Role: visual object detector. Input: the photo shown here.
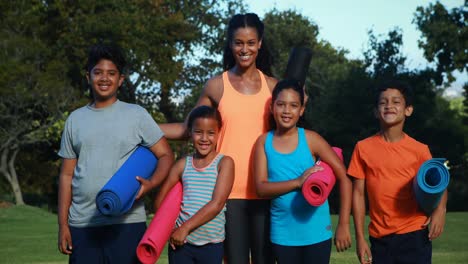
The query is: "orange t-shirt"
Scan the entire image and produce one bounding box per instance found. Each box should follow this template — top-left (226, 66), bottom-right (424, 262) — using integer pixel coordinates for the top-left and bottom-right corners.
top-left (347, 133), bottom-right (432, 238)
top-left (217, 70), bottom-right (271, 199)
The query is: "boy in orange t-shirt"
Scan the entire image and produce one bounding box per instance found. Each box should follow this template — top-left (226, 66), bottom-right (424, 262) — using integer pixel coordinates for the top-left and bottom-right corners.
top-left (348, 81), bottom-right (447, 264)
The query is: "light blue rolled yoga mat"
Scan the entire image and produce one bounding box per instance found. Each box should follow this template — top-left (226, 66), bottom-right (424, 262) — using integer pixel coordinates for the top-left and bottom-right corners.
top-left (413, 158), bottom-right (449, 215)
top-left (96, 146), bottom-right (158, 216)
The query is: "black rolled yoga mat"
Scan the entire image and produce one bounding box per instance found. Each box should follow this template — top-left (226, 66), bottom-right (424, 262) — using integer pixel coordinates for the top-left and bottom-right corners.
top-left (284, 47), bottom-right (313, 87)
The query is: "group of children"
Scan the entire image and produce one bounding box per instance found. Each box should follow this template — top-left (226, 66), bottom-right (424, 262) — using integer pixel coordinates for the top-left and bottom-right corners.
top-left (58, 42), bottom-right (447, 264)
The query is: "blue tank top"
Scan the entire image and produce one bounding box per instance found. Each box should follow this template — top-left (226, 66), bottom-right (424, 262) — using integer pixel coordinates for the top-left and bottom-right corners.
top-left (265, 128), bottom-right (332, 246)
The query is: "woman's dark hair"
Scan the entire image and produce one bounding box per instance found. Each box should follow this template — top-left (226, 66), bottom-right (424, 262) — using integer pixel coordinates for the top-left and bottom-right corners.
top-left (187, 105), bottom-right (223, 131)
top-left (223, 13), bottom-right (272, 76)
top-left (374, 80), bottom-right (414, 107)
top-left (269, 79), bottom-right (305, 129)
top-left (85, 43), bottom-right (127, 74)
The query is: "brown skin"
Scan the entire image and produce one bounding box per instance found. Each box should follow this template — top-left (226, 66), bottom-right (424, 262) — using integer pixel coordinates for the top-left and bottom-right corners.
top-left (57, 59), bottom-right (174, 255)
top-left (352, 88), bottom-right (448, 264)
top-left (86, 59), bottom-right (124, 108)
top-left (254, 130), bottom-right (353, 252)
top-left (57, 158), bottom-right (76, 255)
top-left (160, 26), bottom-right (277, 139)
top-left (155, 116), bottom-right (234, 248)
top-left (253, 88), bottom-right (352, 252)
top-left (157, 156), bottom-right (234, 249)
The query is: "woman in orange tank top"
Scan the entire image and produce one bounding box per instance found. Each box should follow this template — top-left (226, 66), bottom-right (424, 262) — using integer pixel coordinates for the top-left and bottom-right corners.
top-left (161, 13), bottom-right (277, 264)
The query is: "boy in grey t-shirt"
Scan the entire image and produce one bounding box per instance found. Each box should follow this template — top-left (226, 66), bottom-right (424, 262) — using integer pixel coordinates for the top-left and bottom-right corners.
top-left (57, 43), bottom-right (174, 263)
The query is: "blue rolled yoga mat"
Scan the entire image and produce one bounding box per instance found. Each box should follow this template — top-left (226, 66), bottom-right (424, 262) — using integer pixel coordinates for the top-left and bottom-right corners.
top-left (96, 147), bottom-right (158, 216)
top-left (413, 158), bottom-right (449, 215)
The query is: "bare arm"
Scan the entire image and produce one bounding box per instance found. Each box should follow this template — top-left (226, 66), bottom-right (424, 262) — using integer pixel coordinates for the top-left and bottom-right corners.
top-left (136, 137), bottom-right (175, 199)
top-left (160, 76), bottom-right (223, 140)
top-left (153, 158), bottom-right (185, 211)
top-left (253, 135), bottom-right (322, 198)
top-left (307, 130), bottom-right (352, 252)
top-left (352, 178), bottom-right (372, 264)
top-left (57, 158), bottom-right (76, 255)
top-left (423, 189), bottom-right (447, 240)
top-left (170, 156), bottom-right (234, 246)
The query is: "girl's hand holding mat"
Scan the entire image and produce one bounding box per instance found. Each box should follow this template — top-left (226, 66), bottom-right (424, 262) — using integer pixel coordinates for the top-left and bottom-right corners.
top-left (296, 165), bottom-right (324, 188)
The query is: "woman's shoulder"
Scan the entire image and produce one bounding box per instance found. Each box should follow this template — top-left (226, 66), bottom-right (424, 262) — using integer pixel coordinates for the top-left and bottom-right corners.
top-left (203, 74), bottom-right (224, 104)
top-left (263, 74), bottom-right (278, 92)
top-left (206, 73), bottom-right (224, 86)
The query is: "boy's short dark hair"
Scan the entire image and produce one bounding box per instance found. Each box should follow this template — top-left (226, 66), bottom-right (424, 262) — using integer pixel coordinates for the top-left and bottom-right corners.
top-left (375, 80), bottom-right (414, 107)
top-left (85, 43), bottom-right (127, 74)
top-left (187, 105), bottom-right (223, 131)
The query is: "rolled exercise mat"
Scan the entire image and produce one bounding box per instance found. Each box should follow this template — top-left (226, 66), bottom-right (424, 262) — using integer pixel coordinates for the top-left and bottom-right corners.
top-left (302, 147), bottom-right (343, 206)
top-left (96, 147), bottom-right (158, 216)
top-left (284, 46), bottom-right (313, 87)
top-left (137, 182), bottom-right (183, 264)
top-left (413, 158), bottom-right (450, 215)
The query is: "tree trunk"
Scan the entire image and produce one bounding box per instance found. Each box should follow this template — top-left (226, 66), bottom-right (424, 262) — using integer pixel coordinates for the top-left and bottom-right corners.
top-left (0, 146), bottom-right (25, 205)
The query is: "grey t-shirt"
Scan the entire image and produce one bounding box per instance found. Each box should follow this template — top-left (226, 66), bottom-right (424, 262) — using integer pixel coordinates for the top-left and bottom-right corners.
top-left (58, 100), bottom-right (164, 227)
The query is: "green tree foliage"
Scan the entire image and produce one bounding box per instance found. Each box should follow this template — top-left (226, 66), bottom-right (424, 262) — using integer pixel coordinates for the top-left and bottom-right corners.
top-left (263, 9), bottom-right (467, 211)
top-left (262, 10), bottom-right (372, 212)
top-left (414, 1), bottom-right (467, 84)
top-left (0, 1), bottom-right (79, 205)
top-left (413, 1), bottom-right (468, 210)
top-left (0, 0), bottom-right (244, 205)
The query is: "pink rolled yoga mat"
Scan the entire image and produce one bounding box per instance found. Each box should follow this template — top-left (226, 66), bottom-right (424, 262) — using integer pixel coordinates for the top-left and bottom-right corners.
top-left (302, 147), bottom-right (342, 206)
top-left (137, 182), bottom-right (183, 264)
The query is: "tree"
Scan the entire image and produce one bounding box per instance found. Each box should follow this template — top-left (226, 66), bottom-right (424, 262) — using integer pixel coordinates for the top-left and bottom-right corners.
top-left (262, 10), bottom-right (371, 212)
top-left (0, 0), bottom-right (244, 205)
top-left (414, 1), bottom-right (467, 84)
top-left (0, 1), bottom-right (78, 205)
top-left (364, 28), bottom-right (407, 79)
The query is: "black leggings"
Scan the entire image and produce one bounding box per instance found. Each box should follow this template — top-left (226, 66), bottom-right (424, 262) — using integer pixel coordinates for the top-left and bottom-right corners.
top-left (224, 199), bottom-right (274, 264)
top-left (272, 239), bottom-right (332, 264)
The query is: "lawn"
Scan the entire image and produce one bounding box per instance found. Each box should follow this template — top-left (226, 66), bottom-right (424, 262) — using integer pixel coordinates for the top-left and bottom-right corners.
top-left (0, 205), bottom-right (467, 263)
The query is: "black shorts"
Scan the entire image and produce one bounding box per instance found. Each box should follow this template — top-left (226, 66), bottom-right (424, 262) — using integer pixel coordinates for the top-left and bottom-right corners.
top-left (168, 242), bottom-right (223, 264)
top-left (272, 239), bottom-right (332, 264)
top-left (370, 228), bottom-right (432, 264)
top-left (69, 222), bottom-right (146, 264)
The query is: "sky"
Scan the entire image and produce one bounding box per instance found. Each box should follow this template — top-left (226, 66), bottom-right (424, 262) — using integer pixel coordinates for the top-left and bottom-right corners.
top-left (247, 0), bottom-right (465, 96)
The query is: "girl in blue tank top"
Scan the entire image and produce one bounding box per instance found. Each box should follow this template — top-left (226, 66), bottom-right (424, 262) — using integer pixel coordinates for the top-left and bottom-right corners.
top-left (252, 79), bottom-right (353, 264)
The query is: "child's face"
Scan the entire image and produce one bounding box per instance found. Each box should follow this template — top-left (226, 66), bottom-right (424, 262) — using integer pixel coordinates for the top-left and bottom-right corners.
top-left (190, 117), bottom-right (220, 157)
top-left (271, 88), bottom-right (305, 130)
top-left (375, 88), bottom-right (413, 127)
top-left (230, 27), bottom-right (262, 69)
top-left (86, 59), bottom-right (124, 103)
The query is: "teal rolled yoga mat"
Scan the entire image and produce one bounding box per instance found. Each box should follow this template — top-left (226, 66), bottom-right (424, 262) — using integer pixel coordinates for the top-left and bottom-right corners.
top-left (413, 158), bottom-right (450, 215)
top-left (96, 146), bottom-right (158, 216)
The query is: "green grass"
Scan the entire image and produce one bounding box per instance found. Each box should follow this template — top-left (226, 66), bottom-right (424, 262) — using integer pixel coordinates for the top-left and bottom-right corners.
top-left (0, 205), bottom-right (467, 263)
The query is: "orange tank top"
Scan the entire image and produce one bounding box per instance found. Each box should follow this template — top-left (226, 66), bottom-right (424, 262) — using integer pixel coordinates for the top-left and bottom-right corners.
top-left (217, 70), bottom-right (271, 199)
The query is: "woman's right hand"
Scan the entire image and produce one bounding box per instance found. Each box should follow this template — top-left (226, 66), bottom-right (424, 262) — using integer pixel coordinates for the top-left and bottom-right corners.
top-left (296, 165), bottom-right (324, 188)
top-left (58, 224), bottom-right (73, 255)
